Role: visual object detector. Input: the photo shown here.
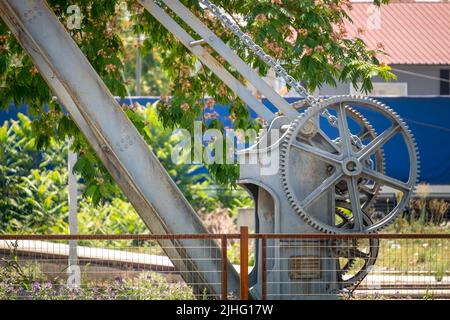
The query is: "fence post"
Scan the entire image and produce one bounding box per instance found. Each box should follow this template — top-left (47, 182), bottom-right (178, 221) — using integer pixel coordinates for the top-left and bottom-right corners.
top-left (261, 237), bottom-right (267, 300)
top-left (240, 226), bottom-right (249, 300)
top-left (67, 138), bottom-right (80, 289)
top-left (221, 235), bottom-right (228, 300)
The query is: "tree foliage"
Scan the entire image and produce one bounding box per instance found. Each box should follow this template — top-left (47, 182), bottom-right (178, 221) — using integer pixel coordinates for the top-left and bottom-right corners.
top-left (122, 35), bottom-right (170, 96)
top-left (0, 111), bottom-right (252, 234)
top-left (0, 114), bottom-right (68, 232)
top-left (0, 0), bottom-right (393, 201)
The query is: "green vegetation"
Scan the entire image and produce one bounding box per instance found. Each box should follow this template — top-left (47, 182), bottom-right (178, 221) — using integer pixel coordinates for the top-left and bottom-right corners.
top-left (0, 110), bottom-right (252, 236)
top-left (122, 34), bottom-right (169, 96)
top-left (0, 113), bottom-right (68, 233)
top-left (378, 220), bottom-right (450, 280)
top-left (376, 235), bottom-right (449, 280)
top-left (0, 0), bottom-right (393, 196)
top-left (0, 243), bottom-right (194, 300)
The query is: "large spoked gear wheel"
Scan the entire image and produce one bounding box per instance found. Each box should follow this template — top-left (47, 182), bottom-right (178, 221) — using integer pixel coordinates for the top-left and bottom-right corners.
top-left (280, 95), bottom-right (419, 233)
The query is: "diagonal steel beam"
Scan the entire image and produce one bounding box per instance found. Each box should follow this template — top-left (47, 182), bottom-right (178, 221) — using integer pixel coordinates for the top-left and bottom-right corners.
top-left (139, 0), bottom-right (276, 122)
top-left (0, 0), bottom-right (241, 297)
top-left (141, 0), bottom-right (298, 119)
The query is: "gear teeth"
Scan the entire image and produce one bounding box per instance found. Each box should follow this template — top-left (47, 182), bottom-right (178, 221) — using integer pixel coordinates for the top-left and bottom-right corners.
top-left (416, 163), bottom-right (421, 183)
top-left (281, 95), bottom-right (419, 235)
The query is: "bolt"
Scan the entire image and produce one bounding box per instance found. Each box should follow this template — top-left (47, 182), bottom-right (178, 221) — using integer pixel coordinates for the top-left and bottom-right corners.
top-left (346, 161), bottom-right (356, 172)
top-left (300, 119), bottom-right (316, 136)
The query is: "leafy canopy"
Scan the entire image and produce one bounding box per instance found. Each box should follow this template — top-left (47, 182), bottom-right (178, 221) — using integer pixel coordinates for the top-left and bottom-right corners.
top-left (0, 0), bottom-right (393, 201)
top-left (0, 110), bottom-right (251, 233)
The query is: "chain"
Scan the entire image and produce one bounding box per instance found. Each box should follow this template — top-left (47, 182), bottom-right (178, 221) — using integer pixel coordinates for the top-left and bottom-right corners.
top-left (199, 0), bottom-right (312, 100)
top-left (199, 0), bottom-right (362, 146)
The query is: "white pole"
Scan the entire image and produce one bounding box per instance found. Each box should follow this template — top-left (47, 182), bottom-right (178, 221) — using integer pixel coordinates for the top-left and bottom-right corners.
top-left (67, 138), bottom-right (80, 289)
top-left (136, 35), bottom-right (142, 96)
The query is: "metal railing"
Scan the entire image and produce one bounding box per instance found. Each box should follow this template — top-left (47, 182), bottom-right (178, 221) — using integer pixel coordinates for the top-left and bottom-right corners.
top-left (253, 232), bottom-right (450, 299)
top-left (0, 229), bottom-right (449, 300)
top-left (0, 233), bottom-right (235, 300)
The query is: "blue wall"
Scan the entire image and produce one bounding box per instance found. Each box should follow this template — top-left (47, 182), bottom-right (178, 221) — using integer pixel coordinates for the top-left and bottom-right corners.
top-left (375, 97), bottom-right (450, 184)
top-left (3, 96), bottom-right (450, 184)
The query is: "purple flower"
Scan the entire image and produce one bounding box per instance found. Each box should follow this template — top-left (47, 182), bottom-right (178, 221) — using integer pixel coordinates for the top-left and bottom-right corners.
top-left (70, 288), bottom-right (80, 299)
top-left (3, 282), bottom-right (13, 294)
top-left (114, 276), bottom-right (123, 285)
top-left (32, 281), bottom-right (41, 292)
top-left (108, 287), bottom-right (116, 299)
top-left (17, 287), bottom-right (26, 296)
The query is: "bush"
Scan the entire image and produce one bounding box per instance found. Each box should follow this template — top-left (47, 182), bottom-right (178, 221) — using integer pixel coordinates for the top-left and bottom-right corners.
top-left (400, 183), bottom-right (450, 228)
top-left (0, 257), bottom-right (194, 300)
top-left (0, 114), bottom-right (68, 233)
top-left (0, 110), bottom-right (253, 235)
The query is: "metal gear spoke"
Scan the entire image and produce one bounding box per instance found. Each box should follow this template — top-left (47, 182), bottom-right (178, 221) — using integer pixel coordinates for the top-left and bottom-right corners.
top-left (346, 248), bottom-right (370, 259)
top-left (357, 124), bottom-right (401, 161)
top-left (300, 169), bottom-right (344, 209)
top-left (362, 168), bottom-right (411, 191)
top-left (347, 177), bottom-right (365, 231)
top-left (337, 104), bottom-right (353, 156)
top-left (291, 140), bottom-right (341, 165)
top-left (335, 209), bottom-right (352, 228)
top-left (359, 185), bottom-right (378, 211)
top-left (316, 129), bottom-right (341, 154)
top-left (359, 128), bottom-right (372, 140)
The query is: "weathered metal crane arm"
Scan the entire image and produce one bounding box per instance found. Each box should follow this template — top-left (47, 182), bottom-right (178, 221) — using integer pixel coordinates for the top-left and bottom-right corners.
top-left (138, 0), bottom-right (280, 122)
top-left (0, 0), bottom-right (241, 297)
top-left (139, 0), bottom-right (298, 120)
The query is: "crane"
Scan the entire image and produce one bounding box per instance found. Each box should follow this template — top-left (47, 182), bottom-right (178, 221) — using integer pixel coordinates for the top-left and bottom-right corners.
top-left (0, 0), bottom-right (418, 299)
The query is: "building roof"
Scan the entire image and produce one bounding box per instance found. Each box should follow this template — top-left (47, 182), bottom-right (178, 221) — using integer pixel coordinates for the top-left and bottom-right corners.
top-left (344, 3), bottom-right (450, 65)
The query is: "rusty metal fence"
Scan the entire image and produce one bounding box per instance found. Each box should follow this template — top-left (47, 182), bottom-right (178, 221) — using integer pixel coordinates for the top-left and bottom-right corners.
top-left (0, 229), bottom-right (449, 300)
top-left (254, 233), bottom-right (450, 300)
top-left (0, 234), bottom-right (235, 300)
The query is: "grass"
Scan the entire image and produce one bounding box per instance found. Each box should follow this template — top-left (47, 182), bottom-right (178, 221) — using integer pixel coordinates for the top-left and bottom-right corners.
top-left (374, 219), bottom-right (450, 278)
top-left (1, 207), bottom-right (448, 300)
top-left (0, 240), bottom-right (197, 300)
top-left (0, 259), bottom-right (195, 300)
